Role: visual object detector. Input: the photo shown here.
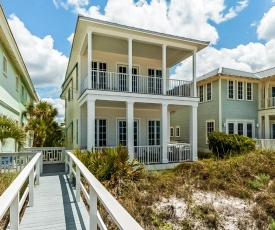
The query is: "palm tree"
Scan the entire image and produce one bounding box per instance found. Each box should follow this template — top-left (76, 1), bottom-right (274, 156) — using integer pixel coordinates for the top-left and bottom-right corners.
top-left (0, 115), bottom-right (26, 151)
top-left (24, 101), bottom-right (63, 147)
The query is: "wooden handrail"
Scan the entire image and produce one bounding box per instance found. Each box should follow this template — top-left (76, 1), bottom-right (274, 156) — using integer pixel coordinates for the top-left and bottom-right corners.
top-left (66, 151), bottom-right (143, 230)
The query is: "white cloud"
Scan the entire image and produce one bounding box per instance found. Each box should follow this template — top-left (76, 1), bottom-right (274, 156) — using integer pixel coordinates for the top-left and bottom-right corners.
top-left (67, 33), bottom-right (74, 44)
top-left (42, 98), bottom-right (65, 124)
top-left (54, 0), bottom-right (249, 45)
top-left (7, 14), bottom-right (68, 87)
top-left (257, 6), bottom-right (275, 40)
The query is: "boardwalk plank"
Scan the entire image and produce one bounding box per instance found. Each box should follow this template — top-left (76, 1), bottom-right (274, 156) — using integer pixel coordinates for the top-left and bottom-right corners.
top-left (19, 173), bottom-right (89, 230)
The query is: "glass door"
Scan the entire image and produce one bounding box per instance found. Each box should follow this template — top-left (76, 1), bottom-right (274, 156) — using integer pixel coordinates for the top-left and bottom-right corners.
top-left (118, 65), bottom-right (127, 91)
top-left (118, 120), bottom-right (139, 146)
top-left (271, 123), bottom-right (275, 139)
top-left (132, 67), bottom-right (138, 93)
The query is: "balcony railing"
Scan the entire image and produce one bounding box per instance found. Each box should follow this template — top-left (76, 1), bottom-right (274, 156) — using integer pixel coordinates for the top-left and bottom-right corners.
top-left (268, 97), bottom-right (275, 108)
top-left (80, 71), bottom-right (193, 97)
top-left (167, 143), bottom-right (191, 162)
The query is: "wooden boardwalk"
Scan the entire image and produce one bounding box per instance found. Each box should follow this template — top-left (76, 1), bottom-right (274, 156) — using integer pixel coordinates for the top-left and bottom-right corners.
top-left (19, 172), bottom-right (89, 230)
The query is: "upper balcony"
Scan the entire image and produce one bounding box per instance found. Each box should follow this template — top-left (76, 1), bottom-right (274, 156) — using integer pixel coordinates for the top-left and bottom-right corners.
top-left (81, 70), bottom-right (194, 97)
top-left (260, 97), bottom-right (275, 110)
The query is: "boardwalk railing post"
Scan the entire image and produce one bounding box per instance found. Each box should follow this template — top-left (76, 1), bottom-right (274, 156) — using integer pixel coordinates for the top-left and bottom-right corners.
top-left (76, 166), bottom-right (80, 202)
top-left (89, 186), bottom-right (97, 230)
top-left (36, 160), bottom-right (40, 185)
top-left (10, 192), bottom-right (19, 230)
top-left (29, 168), bottom-right (34, 207)
top-left (40, 152), bottom-right (43, 174)
top-left (65, 152), bottom-right (68, 173)
top-left (69, 155), bottom-right (73, 183)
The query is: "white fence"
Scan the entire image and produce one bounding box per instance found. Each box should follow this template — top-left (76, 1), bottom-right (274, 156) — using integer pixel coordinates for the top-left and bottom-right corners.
top-left (168, 143), bottom-right (191, 162)
top-left (0, 152), bottom-right (36, 173)
top-left (65, 151), bottom-right (143, 230)
top-left (0, 152), bottom-right (41, 230)
top-left (80, 70), bottom-right (193, 97)
top-left (134, 146), bottom-right (162, 164)
top-left (256, 139), bottom-right (275, 150)
top-left (25, 147), bottom-right (65, 164)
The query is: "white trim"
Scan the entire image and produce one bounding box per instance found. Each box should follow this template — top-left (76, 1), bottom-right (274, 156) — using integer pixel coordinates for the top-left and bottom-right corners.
top-left (175, 126), bottom-right (180, 137)
top-left (246, 82), bottom-right (253, 101)
top-left (219, 78), bottom-right (222, 131)
top-left (205, 119), bottom-right (215, 144)
top-left (2, 53), bottom-right (7, 77)
top-left (16, 75), bottom-right (19, 91)
top-left (225, 119), bottom-right (255, 138)
top-left (199, 85), bottom-right (204, 103)
top-left (227, 80), bottom-right (235, 100)
top-left (237, 81), bottom-right (244, 100)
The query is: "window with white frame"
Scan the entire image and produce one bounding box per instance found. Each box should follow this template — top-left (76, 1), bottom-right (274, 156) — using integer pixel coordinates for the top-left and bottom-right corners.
top-left (237, 81), bottom-right (243, 100)
top-left (175, 126), bottom-right (180, 137)
top-left (226, 120), bottom-right (254, 137)
top-left (207, 83), bottom-right (212, 101)
top-left (246, 82), bottom-right (252, 101)
top-left (95, 119), bottom-right (107, 147)
top-left (228, 80), bottom-right (234, 99)
top-left (199, 85), bottom-right (204, 102)
top-left (76, 119), bottom-right (78, 145)
top-left (148, 120), bottom-right (160, 145)
top-left (170, 127), bottom-right (174, 137)
top-left (3, 55), bottom-right (7, 75)
top-left (117, 119), bottom-right (139, 146)
top-left (206, 121), bottom-right (215, 143)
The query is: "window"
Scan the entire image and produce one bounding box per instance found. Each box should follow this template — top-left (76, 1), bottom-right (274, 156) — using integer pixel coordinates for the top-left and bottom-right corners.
top-left (246, 82), bottom-right (252, 101)
top-left (199, 85), bottom-right (204, 102)
top-left (75, 65), bottom-right (78, 91)
top-left (206, 121), bottom-right (215, 143)
top-left (227, 120), bottom-right (254, 137)
top-left (247, 123), bottom-right (252, 138)
top-left (148, 120), bottom-right (160, 145)
top-left (175, 126), bottom-right (180, 137)
top-left (21, 85), bottom-right (25, 98)
top-left (170, 127), bottom-right (174, 137)
top-left (237, 82), bottom-right (243, 100)
top-left (95, 119), bottom-right (107, 147)
top-left (16, 75), bottom-right (19, 91)
top-left (228, 123), bottom-right (234, 134)
top-left (207, 83), bottom-right (212, 101)
top-left (3, 55), bottom-right (7, 75)
top-left (92, 61), bottom-right (107, 89)
top-left (228, 80), bottom-right (234, 99)
top-left (238, 123), bottom-right (243, 135)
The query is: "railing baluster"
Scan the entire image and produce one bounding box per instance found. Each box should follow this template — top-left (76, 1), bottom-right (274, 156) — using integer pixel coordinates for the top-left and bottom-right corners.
top-left (76, 166), bottom-right (81, 202)
top-left (69, 156), bottom-right (73, 183)
top-left (29, 168), bottom-right (34, 207)
top-left (10, 192), bottom-right (19, 230)
top-left (89, 186), bottom-right (97, 230)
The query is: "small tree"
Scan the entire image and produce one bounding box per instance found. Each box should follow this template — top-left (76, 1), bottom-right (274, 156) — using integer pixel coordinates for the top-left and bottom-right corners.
top-left (24, 101), bottom-right (64, 147)
top-left (0, 115), bottom-right (26, 151)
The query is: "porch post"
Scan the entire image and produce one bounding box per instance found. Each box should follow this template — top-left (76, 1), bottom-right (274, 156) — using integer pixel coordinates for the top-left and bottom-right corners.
top-left (258, 115), bottom-right (262, 139)
top-left (192, 50), bottom-right (197, 97)
top-left (265, 114), bottom-right (270, 139)
top-left (161, 103), bottom-right (168, 163)
top-left (162, 44), bottom-right (167, 95)
top-left (78, 56), bottom-right (82, 97)
top-left (128, 38), bottom-right (133, 92)
top-left (87, 99), bottom-right (95, 150)
top-left (167, 111), bottom-right (170, 143)
top-left (87, 31), bottom-right (92, 89)
top-left (126, 102), bottom-right (134, 161)
top-left (190, 105), bottom-right (198, 161)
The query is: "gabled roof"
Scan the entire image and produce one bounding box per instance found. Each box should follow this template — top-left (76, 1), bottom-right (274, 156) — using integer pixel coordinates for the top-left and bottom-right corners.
top-left (197, 67), bottom-right (259, 82)
top-left (255, 67), bottom-right (275, 78)
top-left (0, 4), bottom-right (38, 101)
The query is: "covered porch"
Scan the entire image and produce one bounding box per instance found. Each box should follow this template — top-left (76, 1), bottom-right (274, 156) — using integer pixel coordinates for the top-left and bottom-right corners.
top-left (77, 94), bottom-right (198, 164)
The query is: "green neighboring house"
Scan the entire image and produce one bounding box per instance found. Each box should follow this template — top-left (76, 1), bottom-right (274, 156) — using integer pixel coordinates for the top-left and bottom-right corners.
top-left (171, 66), bottom-right (275, 151)
top-left (0, 4), bottom-right (38, 151)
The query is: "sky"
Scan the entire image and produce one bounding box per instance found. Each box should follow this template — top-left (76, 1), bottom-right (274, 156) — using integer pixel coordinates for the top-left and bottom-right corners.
top-left (2, 0), bottom-right (275, 123)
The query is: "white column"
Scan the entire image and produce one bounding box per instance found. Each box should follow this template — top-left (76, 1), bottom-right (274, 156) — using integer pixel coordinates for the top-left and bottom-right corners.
top-left (258, 116), bottom-right (262, 139)
top-left (265, 114), bottom-right (270, 139)
top-left (87, 99), bottom-right (95, 150)
top-left (78, 56), bottom-right (82, 97)
top-left (78, 108), bottom-right (81, 148)
top-left (162, 45), bottom-right (167, 95)
top-left (161, 103), bottom-right (168, 163)
top-left (126, 102), bottom-right (134, 161)
top-left (128, 38), bottom-right (133, 92)
top-left (190, 105), bottom-right (198, 161)
top-left (192, 50), bottom-right (197, 97)
top-left (87, 32), bottom-right (92, 89)
top-left (265, 81), bottom-right (269, 109)
top-left (167, 111), bottom-right (170, 143)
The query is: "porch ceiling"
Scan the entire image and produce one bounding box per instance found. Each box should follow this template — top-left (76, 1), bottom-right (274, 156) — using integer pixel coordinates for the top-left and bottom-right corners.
top-left (91, 34), bottom-right (191, 67)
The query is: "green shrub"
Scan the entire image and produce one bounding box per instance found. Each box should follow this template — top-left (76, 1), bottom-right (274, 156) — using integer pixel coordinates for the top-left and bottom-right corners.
top-left (208, 131), bottom-right (256, 158)
top-left (74, 146), bottom-right (144, 185)
top-left (249, 179), bottom-right (263, 190)
top-left (270, 218), bottom-right (275, 230)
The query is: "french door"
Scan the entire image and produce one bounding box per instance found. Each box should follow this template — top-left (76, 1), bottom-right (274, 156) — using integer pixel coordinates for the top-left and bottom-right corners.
top-left (271, 123), bottom-right (275, 139)
top-left (148, 120), bottom-right (160, 145)
top-left (118, 65), bottom-right (138, 92)
top-left (95, 119), bottom-right (107, 147)
top-left (118, 120), bottom-right (139, 146)
top-left (92, 62), bottom-right (107, 89)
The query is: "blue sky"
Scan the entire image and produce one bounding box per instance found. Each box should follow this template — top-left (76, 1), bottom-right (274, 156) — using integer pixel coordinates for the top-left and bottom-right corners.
top-left (2, 0), bottom-right (275, 122)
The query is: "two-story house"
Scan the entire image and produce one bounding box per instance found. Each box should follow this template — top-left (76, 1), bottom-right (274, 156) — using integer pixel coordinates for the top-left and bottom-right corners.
top-left (60, 16), bottom-right (209, 168)
top-left (0, 4), bottom-right (38, 151)
top-left (170, 66), bottom-right (275, 151)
